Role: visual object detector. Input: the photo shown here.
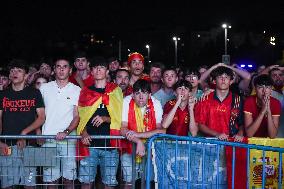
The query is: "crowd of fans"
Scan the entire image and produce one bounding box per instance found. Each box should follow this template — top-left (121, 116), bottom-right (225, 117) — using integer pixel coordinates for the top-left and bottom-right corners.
top-left (0, 51), bottom-right (283, 188)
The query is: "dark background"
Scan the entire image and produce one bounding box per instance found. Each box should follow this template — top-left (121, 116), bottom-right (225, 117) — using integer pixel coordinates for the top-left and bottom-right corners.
top-left (1, 1), bottom-right (284, 69)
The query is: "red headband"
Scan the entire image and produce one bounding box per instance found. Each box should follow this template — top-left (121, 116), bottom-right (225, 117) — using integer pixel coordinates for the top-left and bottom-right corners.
top-left (128, 52), bottom-right (144, 65)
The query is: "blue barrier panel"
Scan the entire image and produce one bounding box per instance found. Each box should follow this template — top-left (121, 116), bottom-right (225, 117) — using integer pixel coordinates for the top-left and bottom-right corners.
top-left (146, 134), bottom-right (284, 189)
top-left (153, 140), bottom-right (226, 189)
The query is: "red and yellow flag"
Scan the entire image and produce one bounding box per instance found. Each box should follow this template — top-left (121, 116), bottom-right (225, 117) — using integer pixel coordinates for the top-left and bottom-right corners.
top-left (77, 82), bottom-right (123, 144)
top-left (226, 138), bottom-right (284, 189)
top-left (248, 138), bottom-right (284, 188)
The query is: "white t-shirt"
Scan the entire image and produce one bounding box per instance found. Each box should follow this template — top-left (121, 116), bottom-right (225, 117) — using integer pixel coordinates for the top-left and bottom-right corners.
top-left (122, 95), bottom-right (163, 124)
top-left (40, 81), bottom-right (81, 135)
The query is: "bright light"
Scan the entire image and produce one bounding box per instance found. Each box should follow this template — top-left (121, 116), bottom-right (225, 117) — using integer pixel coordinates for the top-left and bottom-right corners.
top-left (227, 39), bottom-right (230, 41)
top-left (263, 30), bottom-right (266, 34)
top-left (197, 34), bottom-right (201, 38)
top-left (270, 36), bottom-right (276, 45)
top-left (127, 49), bottom-right (131, 52)
top-left (248, 65), bottom-right (253, 68)
top-left (146, 45), bottom-right (149, 49)
top-left (240, 64), bottom-right (245, 68)
top-left (173, 37), bottom-right (180, 41)
top-left (149, 60), bottom-right (152, 63)
top-left (222, 23), bottom-right (231, 29)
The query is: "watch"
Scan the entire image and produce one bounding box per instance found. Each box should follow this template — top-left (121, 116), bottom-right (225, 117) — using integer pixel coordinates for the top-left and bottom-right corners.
top-left (63, 129), bottom-right (71, 135)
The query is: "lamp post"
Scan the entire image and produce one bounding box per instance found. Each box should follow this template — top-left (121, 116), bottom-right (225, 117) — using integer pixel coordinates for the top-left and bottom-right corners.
top-left (146, 44), bottom-right (150, 63)
top-left (222, 24), bottom-right (231, 55)
top-left (173, 36), bottom-right (180, 66)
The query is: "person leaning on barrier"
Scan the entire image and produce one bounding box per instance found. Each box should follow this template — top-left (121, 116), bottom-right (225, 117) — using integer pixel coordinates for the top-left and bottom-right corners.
top-left (162, 80), bottom-right (198, 136)
top-left (195, 66), bottom-right (244, 142)
top-left (120, 79), bottom-right (165, 187)
top-left (244, 75), bottom-right (281, 138)
top-left (39, 57), bottom-right (81, 189)
top-left (0, 59), bottom-right (45, 189)
top-left (77, 56), bottom-right (123, 189)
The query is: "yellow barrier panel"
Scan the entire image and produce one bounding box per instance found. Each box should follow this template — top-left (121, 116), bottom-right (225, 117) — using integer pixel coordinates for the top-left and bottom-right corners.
top-left (249, 138), bottom-right (284, 188)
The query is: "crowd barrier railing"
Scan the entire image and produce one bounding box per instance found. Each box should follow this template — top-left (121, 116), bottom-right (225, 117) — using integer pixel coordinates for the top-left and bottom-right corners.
top-left (145, 134), bottom-right (284, 189)
top-left (0, 135), bottom-right (145, 189)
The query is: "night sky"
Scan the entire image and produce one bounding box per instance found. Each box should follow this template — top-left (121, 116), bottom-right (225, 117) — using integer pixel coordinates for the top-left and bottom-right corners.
top-left (1, 1), bottom-right (284, 66)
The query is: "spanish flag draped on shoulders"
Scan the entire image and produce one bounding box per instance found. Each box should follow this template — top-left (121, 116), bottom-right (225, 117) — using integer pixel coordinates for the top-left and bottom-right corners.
top-left (77, 82), bottom-right (123, 148)
top-left (124, 97), bottom-right (157, 154)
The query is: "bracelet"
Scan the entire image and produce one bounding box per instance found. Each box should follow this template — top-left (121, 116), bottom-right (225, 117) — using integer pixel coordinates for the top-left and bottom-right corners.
top-left (63, 129), bottom-right (71, 135)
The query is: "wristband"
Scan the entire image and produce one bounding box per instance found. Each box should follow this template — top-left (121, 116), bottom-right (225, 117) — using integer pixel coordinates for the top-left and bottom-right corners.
top-left (63, 129), bottom-right (71, 135)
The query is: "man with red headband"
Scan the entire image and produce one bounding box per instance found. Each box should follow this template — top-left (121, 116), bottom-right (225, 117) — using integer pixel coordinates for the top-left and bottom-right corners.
top-left (128, 52), bottom-right (150, 86)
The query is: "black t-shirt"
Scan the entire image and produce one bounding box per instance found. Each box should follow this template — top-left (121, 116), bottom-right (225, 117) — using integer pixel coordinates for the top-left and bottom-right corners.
top-left (86, 86), bottom-right (111, 148)
top-left (0, 86), bottom-right (44, 145)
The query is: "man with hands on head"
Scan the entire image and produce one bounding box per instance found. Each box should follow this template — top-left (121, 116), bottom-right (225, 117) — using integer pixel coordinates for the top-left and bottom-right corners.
top-left (162, 80), bottom-right (198, 136)
top-left (195, 66), bottom-right (244, 142)
top-left (244, 75), bottom-right (281, 138)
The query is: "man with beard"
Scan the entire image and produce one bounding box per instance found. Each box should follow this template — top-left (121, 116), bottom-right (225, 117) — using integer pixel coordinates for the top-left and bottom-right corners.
top-left (128, 52), bottom-right (150, 86)
top-left (69, 51), bottom-right (94, 88)
top-left (149, 62), bottom-right (164, 94)
top-left (108, 57), bottom-right (120, 82)
top-left (269, 68), bottom-right (284, 100)
top-left (115, 69), bottom-right (133, 97)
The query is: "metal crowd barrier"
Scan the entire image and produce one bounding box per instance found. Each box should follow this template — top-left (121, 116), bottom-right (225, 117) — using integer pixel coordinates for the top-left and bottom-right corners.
top-left (0, 135), bottom-right (146, 189)
top-left (145, 134), bottom-right (284, 189)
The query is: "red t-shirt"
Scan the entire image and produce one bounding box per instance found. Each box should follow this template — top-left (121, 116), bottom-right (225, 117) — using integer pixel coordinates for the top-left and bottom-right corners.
top-left (123, 86), bottom-right (133, 97)
top-left (243, 95), bottom-right (281, 137)
top-left (69, 72), bottom-right (94, 87)
top-left (164, 100), bottom-right (190, 136)
top-left (195, 91), bottom-right (241, 136)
